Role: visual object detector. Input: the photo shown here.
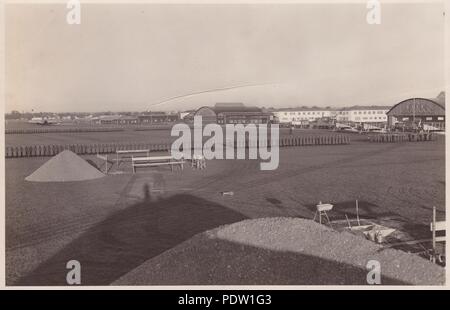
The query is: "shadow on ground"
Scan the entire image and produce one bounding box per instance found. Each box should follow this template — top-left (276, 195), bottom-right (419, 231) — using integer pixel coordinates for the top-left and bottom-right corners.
top-left (15, 185), bottom-right (247, 286)
top-left (266, 197), bottom-right (283, 208)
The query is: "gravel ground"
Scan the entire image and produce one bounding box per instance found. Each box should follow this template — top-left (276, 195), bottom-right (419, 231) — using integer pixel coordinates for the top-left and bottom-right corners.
top-left (25, 150), bottom-right (105, 182)
top-left (114, 217), bottom-right (445, 285)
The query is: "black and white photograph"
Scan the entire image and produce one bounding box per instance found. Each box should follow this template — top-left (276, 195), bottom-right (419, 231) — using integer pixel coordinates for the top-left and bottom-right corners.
top-left (1, 0), bottom-right (448, 287)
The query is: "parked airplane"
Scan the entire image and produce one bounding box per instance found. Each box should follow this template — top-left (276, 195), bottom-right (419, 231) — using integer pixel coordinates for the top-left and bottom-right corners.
top-left (364, 124), bottom-right (386, 133)
top-left (335, 123), bottom-right (359, 132)
top-left (28, 117), bottom-right (60, 125)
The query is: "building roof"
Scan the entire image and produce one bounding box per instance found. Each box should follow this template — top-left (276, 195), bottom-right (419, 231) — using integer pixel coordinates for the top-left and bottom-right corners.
top-left (142, 111), bottom-right (169, 116)
top-left (272, 105), bottom-right (391, 112)
top-left (195, 104), bottom-right (263, 115)
top-left (213, 103), bottom-right (262, 113)
top-left (139, 113), bottom-right (177, 118)
top-left (99, 115), bottom-right (121, 121)
top-left (98, 115), bottom-right (138, 121)
top-left (273, 107), bottom-right (336, 112)
top-left (339, 105), bottom-right (392, 111)
top-left (387, 97), bottom-right (445, 117)
top-left (120, 116), bottom-right (139, 120)
top-left (213, 106), bottom-right (263, 113)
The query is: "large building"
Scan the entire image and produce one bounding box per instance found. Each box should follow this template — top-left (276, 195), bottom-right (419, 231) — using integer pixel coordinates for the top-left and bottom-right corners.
top-left (272, 108), bottom-right (336, 125)
top-left (97, 115), bottom-right (139, 125)
top-left (387, 92), bottom-right (445, 131)
top-left (138, 112), bottom-right (179, 124)
top-left (272, 106), bottom-right (390, 128)
top-left (336, 106), bottom-right (390, 128)
top-left (194, 103), bottom-right (273, 124)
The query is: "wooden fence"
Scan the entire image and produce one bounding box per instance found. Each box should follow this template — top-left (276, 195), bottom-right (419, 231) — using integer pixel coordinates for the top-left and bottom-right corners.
top-left (4, 124), bottom-right (178, 134)
top-left (5, 143), bottom-right (170, 158)
top-left (368, 133), bottom-right (436, 143)
top-left (4, 134), bottom-right (350, 158)
top-left (276, 134), bottom-right (350, 147)
top-left (5, 127), bottom-right (125, 134)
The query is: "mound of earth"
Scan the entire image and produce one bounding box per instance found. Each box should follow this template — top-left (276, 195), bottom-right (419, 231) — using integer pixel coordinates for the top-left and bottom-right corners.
top-left (25, 150), bottom-right (104, 182)
top-left (114, 217), bottom-right (444, 285)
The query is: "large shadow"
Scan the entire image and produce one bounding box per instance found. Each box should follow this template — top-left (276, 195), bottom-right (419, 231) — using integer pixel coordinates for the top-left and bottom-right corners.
top-left (15, 188), bottom-right (247, 286)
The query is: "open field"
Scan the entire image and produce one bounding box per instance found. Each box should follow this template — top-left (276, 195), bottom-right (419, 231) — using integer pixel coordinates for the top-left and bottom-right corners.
top-left (5, 127), bottom-right (364, 147)
top-left (5, 137), bottom-right (445, 285)
top-left (5, 128), bottom-right (174, 146)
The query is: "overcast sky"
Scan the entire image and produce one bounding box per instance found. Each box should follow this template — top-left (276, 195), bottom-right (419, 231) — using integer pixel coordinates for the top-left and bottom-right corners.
top-left (5, 2), bottom-right (445, 112)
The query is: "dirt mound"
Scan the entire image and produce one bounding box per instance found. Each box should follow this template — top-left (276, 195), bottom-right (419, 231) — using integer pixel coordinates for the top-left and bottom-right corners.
top-left (114, 217), bottom-right (444, 285)
top-left (25, 150), bottom-right (104, 182)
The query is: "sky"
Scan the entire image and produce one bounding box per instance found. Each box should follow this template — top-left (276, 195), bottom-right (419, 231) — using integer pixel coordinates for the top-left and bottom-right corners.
top-left (5, 2), bottom-right (446, 112)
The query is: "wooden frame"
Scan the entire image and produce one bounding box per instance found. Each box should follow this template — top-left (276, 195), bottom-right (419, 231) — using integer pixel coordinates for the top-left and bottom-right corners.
top-left (132, 155), bottom-right (184, 173)
top-left (431, 206), bottom-right (445, 263)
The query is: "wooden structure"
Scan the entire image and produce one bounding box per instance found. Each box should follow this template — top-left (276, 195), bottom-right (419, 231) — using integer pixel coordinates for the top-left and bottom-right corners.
top-left (368, 132), bottom-right (435, 143)
top-left (96, 153), bottom-right (109, 174)
top-left (132, 155), bottom-right (184, 173)
top-left (116, 149), bottom-right (149, 167)
top-left (431, 206), bottom-right (446, 263)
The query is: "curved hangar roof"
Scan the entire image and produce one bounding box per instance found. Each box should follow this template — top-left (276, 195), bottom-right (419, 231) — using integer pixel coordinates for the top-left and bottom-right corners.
top-left (195, 105), bottom-right (263, 116)
top-left (387, 97), bottom-right (445, 117)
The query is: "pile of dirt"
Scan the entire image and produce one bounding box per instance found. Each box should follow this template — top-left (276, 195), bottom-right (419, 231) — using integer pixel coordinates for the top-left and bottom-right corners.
top-left (25, 150), bottom-right (105, 182)
top-left (114, 217), bottom-right (444, 285)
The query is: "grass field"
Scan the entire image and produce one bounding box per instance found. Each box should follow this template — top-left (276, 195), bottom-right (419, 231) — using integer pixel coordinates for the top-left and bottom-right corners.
top-left (5, 125), bottom-right (366, 146)
top-left (5, 134), bottom-right (445, 285)
top-left (5, 129), bottom-right (174, 146)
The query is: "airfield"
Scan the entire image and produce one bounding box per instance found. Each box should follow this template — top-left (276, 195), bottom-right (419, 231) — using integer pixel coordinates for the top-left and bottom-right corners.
top-left (4, 125), bottom-right (446, 285)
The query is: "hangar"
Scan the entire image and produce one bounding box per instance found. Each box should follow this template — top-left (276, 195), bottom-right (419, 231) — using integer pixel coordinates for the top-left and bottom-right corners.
top-left (387, 92), bottom-right (445, 131)
top-left (194, 103), bottom-right (272, 124)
